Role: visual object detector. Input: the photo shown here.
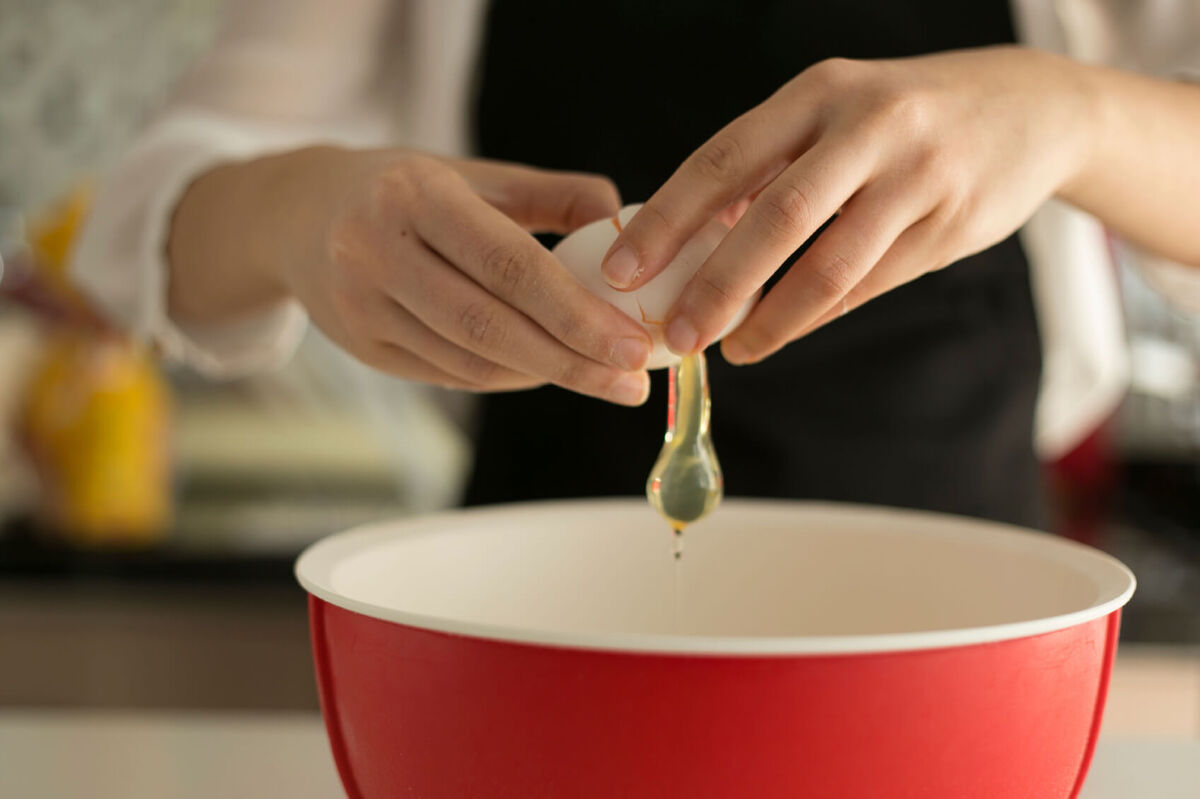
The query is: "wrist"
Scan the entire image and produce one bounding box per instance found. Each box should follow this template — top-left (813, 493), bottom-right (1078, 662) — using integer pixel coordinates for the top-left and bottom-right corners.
top-left (252, 144), bottom-right (362, 291)
top-left (168, 144), bottom-right (374, 325)
top-left (1052, 56), bottom-right (1115, 206)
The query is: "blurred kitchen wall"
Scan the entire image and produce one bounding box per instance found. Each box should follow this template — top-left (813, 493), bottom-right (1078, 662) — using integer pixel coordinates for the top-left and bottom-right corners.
top-left (0, 0), bottom-right (221, 212)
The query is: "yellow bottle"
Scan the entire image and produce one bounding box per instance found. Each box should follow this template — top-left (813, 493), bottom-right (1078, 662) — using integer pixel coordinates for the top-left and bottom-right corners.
top-left (17, 188), bottom-right (172, 546)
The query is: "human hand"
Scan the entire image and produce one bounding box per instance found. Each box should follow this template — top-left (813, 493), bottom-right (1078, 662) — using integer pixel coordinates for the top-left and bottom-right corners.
top-left (283, 149), bottom-right (653, 403)
top-left (601, 47), bottom-right (1100, 363)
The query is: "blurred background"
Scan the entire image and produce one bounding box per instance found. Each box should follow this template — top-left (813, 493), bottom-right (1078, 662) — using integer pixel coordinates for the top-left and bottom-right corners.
top-left (0, 0), bottom-right (1198, 790)
top-left (0, 0), bottom-right (474, 715)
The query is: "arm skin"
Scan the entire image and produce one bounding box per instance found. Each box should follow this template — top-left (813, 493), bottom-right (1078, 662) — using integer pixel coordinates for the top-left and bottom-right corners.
top-left (1058, 59), bottom-right (1200, 266)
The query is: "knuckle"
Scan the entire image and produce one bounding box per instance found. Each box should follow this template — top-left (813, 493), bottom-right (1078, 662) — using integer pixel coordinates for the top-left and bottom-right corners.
top-left (758, 176), bottom-right (816, 241)
top-left (930, 184), bottom-right (976, 238)
top-left (482, 244), bottom-right (532, 296)
top-left (806, 57), bottom-right (860, 89)
top-left (398, 152), bottom-right (441, 179)
top-left (325, 216), bottom-right (389, 285)
top-left (636, 199), bottom-right (677, 239)
top-left (366, 176), bottom-right (417, 225)
top-left (690, 132), bottom-right (746, 184)
top-left (916, 143), bottom-right (966, 187)
top-left (871, 87), bottom-right (935, 136)
top-left (811, 250), bottom-right (857, 299)
top-left (372, 157), bottom-right (428, 204)
top-left (943, 186), bottom-right (975, 225)
top-left (923, 205), bottom-right (973, 269)
top-left (551, 306), bottom-right (585, 349)
top-left (404, 156), bottom-right (454, 198)
top-left (324, 215), bottom-right (361, 267)
top-left (458, 302), bottom-right (501, 348)
top-left (695, 270), bottom-right (737, 310)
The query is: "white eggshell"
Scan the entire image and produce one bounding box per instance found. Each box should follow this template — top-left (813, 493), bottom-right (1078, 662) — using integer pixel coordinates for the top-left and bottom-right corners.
top-left (553, 204), bottom-right (754, 369)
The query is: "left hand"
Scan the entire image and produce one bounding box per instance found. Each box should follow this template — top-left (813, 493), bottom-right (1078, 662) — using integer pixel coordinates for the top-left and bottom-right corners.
top-left (601, 46), bottom-right (1100, 363)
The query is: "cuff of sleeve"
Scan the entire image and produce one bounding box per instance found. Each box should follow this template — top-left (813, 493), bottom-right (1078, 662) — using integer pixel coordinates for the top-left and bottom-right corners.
top-left (1120, 242), bottom-right (1200, 315)
top-left (74, 109), bottom-right (344, 378)
top-left (161, 299), bottom-right (309, 380)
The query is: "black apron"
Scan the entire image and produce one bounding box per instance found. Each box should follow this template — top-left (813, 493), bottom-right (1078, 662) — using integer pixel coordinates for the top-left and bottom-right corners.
top-left (465, 0), bottom-right (1045, 529)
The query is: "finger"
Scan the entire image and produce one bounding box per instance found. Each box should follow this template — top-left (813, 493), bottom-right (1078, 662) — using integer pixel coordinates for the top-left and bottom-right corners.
top-left (460, 160), bottom-right (621, 233)
top-left (663, 135), bottom-right (879, 355)
top-left (414, 169), bottom-right (654, 371)
top-left (788, 195), bottom-right (957, 340)
top-left (390, 238), bottom-right (651, 406)
top-left (715, 195), bottom-right (755, 228)
top-left (370, 296), bottom-right (543, 390)
top-left (367, 340), bottom-right (545, 393)
top-left (721, 210), bottom-right (944, 363)
top-left (717, 178), bottom-right (929, 362)
top-left (601, 105), bottom-right (805, 290)
top-left (354, 340), bottom-right (484, 390)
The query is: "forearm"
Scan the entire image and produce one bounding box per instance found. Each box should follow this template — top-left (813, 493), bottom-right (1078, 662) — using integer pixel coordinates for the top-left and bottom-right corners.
top-left (1059, 61), bottom-right (1200, 267)
top-left (166, 145), bottom-right (352, 324)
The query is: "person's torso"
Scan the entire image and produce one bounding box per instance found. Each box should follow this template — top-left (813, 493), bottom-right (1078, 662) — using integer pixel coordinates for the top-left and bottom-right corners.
top-left (465, 0), bottom-right (1045, 528)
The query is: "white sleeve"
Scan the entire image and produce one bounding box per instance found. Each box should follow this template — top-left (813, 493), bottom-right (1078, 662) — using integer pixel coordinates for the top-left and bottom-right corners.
top-left (1052, 0), bottom-right (1200, 79)
top-left (1013, 0), bottom-right (1199, 458)
top-left (71, 0), bottom-right (401, 378)
top-left (1015, 0), bottom-right (1200, 311)
top-left (1053, 0), bottom-right (1200, 311)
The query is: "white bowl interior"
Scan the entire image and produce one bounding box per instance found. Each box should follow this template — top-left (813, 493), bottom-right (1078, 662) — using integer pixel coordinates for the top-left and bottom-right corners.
top-left (296, 499), bottom-right (1134, 654)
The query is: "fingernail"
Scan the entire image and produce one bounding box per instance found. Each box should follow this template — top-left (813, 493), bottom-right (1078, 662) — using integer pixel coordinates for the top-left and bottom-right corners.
top-left (602, 245), bottom-right (640, 289)
top-left (614, 336), bottom-right (651, 370)
top-left (611, 372), bottom-right (650, 405)
top-left (665, 316), bottom-right (698, 355)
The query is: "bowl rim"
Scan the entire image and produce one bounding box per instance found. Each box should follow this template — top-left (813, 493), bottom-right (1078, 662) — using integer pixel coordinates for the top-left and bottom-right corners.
top-left (295, 498), bottom-right (1136, 656)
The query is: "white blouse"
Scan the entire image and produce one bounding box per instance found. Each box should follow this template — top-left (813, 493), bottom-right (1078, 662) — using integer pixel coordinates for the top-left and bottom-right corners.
top-left (72, 0), bottom-right (1200, 460)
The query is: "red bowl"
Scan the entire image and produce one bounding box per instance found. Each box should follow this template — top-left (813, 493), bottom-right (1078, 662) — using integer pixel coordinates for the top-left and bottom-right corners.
top-left (296, 499), bottom-right (1134, 799)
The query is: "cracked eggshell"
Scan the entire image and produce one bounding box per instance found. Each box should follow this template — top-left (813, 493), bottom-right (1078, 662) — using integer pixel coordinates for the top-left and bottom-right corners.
top-left (553, 204), bottom-right (755, 370)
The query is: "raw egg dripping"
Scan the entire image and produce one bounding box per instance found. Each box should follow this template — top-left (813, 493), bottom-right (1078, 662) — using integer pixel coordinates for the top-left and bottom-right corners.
top-left (550, 204), bottom-right (738, 570)
top-left (646, 350), bottom-right (723, 558)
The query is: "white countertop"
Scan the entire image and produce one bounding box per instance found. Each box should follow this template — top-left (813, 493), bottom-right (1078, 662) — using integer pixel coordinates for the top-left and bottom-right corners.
top-left (0, 711), bottom-right (1196, 798)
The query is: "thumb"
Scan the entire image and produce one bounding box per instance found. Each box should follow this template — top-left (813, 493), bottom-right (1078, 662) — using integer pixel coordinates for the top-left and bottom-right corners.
top-left (465, 161), bottom-right (622, 234)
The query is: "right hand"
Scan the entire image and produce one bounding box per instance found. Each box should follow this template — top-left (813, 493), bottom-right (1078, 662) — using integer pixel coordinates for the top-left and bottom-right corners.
top-left (283, 148), bottom-right (654, 405)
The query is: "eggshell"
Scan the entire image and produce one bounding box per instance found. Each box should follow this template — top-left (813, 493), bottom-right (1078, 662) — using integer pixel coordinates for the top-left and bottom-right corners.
top-left (553, 204), bottom-right (755, 369)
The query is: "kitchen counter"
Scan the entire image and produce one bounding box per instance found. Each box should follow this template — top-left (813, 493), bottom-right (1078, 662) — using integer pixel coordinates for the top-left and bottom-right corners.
top-left (0, 711), bottom-right (1196, 798)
